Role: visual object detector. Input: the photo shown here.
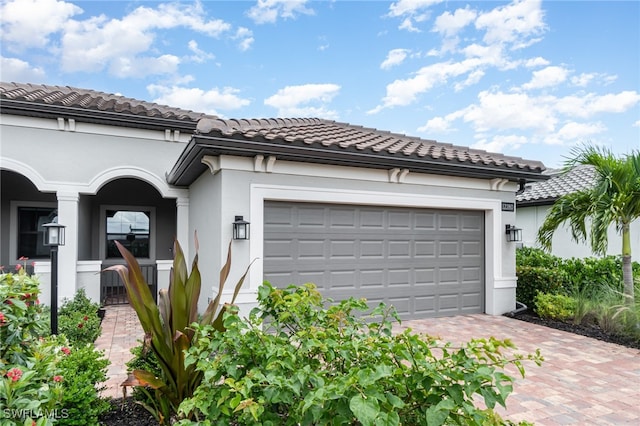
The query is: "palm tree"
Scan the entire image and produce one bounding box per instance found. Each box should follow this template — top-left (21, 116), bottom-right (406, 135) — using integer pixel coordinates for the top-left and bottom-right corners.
top-left (537, 145), bottom-right (640, 304)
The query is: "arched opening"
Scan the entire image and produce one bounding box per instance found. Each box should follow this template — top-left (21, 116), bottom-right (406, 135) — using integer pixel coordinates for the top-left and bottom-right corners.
top-left (0, 170), bottom-right (57, 273)
top-left (87, 178), bottom-right (177, 305)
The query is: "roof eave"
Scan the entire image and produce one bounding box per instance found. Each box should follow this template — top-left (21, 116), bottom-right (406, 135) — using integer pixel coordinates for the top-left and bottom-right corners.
top-left (0, 99), bottom-right (198, 132)
top-left (167, 135), bottom-right (548, 186)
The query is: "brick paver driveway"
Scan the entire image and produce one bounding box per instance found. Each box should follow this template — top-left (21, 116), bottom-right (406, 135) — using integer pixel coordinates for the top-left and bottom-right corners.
top-left (97, 307), bottom-right (639, 425)
top-left (397, 315), bottom-right (640, 425)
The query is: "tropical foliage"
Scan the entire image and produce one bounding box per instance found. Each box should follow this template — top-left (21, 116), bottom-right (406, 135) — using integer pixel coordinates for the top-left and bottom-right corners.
top-left (0, 269), bottom-right (110, 425)
top-left (107, 237), bottom-right (253, 424)
top-left (178, 282), bottom-right (543, 426)
top-left (537, 145), bottom-right (640, 303)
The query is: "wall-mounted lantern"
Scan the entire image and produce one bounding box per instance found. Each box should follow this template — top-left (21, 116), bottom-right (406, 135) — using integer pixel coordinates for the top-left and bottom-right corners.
top-left (233, 216), bottom-right (250, 240)
top-left (505, 224), bottom-right (522, 242)
top-left (43, 222), bottom-right (66, 335)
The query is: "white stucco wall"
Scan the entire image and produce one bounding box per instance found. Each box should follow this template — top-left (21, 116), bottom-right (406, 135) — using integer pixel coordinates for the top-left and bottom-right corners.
top-left (189, 154), bottom-right (523, 317)
top-left (1, 114), bottom-right (190, 306)
top-left (517, 205), bottom-right (640, 259)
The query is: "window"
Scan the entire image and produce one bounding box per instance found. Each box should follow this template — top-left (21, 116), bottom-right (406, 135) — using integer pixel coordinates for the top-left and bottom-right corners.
top-left (106, 210), bottom-right (150, 258)
top-left (17, 207), bottom-right (57, 259)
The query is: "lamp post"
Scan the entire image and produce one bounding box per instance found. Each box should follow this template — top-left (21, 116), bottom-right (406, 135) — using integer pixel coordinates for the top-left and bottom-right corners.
top-left (43, 222), bottom-right (66, 335)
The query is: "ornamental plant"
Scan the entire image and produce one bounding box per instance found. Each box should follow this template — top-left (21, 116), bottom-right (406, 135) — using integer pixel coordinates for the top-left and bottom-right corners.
top-left (0, 338), bottom-right (65, 426)
top-left (178, 283), bottom-right (543, 426)
top-left (0, 268), bottom-right (46, 368)
top-left (106, 237), bottom-right (253, 424)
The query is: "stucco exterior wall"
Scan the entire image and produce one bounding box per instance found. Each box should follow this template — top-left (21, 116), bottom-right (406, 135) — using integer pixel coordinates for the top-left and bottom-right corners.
top-left (1, 114), bottom-right (190, 305)
top-left (517, 205), bottom-right (640, 259)
top-left (190, 155), bottom-right (521, 317)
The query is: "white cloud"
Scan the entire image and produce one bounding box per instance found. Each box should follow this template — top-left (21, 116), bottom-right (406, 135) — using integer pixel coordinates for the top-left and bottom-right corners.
top-left (524, 57), bottom-right (550, 68)
top-left (462, 90), bottom-right (557, 133)
top-left (247, 0), bottom-right (314, 24)
top-left (475, 0), bottom-right (546, 48)
top-left (0, 56), bottom-right (46, 82)
top-left (234, 27), bottom-right (254, 51)
top-left (454, 69), bottom-right (485, 91)
top-left (556, 121), bottom-right (606, 140)
top-left (369, 58), bottom-right (485, 112)
top-left (147, 84), bottom-right (251, 116)
top-left (471, 134), bottom-right (527, 153)
top-left (187, 40), bottom-right (215, 63)
top-left (389, 0), bottom-right (442, 32)
top-left (432, 6), bottom-right (477, 37)
top-left (381, 49), bottom-right (410, 70)
top-left (555, 91), bottom-right (640, 118)
top-left (264, 83), bottom-right (340, 118)
top-left (48, 2), bottom-right (233, 77)
top-left (633, 120), bottom-right (640, 128)
top-left (418, 116), bottom-right (454, 133)
top-left (388, 0), bottom-right (442, 18)
top-left (522, 65), bottom-right (569, 90)
top-left (0, 0), bottom-right (82, 50)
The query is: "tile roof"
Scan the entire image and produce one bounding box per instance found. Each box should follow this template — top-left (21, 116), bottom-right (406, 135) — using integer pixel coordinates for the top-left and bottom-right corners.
top-left (194, 117), bottom-right (546, 173)
top-left (516, 164), bottom-right (596, 205)
top-left (0, 81), bottom-right (210, 123)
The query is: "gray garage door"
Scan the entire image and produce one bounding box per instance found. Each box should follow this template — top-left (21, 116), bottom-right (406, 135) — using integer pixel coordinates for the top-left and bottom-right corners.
top-left (263, 201), bottom-right (484, 319)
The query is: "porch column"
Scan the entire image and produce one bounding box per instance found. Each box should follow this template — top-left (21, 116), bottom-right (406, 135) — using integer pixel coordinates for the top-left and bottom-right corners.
top-left (56, 191), bottom-right (79, 304)
top-left (176, 196), bottom-right (190, 261)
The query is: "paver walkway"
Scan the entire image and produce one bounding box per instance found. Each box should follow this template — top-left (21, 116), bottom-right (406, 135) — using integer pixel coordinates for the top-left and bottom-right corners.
top-left (96, 305), bottom-right (640, 425)
top-left (94, 305), bottom-right (145, 399)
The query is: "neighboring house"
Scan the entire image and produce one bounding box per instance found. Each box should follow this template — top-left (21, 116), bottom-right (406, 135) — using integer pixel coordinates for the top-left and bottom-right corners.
top-left (516, 165), bottom-right (640, 259)
top-left (1, 82), bottom-right (547, 319)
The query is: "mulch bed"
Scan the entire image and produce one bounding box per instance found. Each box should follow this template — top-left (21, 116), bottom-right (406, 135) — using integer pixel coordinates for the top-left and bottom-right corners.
top-left (99, 311), bottom-right (639, 425)
top-left (505, 309), bottom-right (640, 350)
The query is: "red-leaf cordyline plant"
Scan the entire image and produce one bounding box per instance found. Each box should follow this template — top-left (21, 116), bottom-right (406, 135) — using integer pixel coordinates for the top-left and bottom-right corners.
top-left (106, 237), bottom-right (252, 424)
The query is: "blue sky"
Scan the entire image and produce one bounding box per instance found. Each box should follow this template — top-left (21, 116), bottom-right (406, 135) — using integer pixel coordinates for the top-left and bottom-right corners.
top-left (1, 0), bottom-right (638, 168)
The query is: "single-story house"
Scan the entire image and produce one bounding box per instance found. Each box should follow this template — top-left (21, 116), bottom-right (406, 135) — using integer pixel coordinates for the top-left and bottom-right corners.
top-left (1, 81), bottom-right (547, 319)
top-left (516, 165), bottom-right (640, 259)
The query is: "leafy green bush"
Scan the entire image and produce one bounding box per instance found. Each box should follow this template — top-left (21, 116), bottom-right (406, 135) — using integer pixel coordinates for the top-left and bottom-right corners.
top-left (515, 266), bottom-right (565, 309)
top-left (533, 293), bottom-right (576, 321)
top-left (1, 271), bottom-right (109, 425)
top-left (56, 344), bottom-right (111, 426)
top-left (178, 283), bottom-right (542, 426)
top-left (58, 288), bottom-right (100, 318)
top-left (0, 270), bottom-right (47, 367)
top-left (58, 311), bottom-right (101, 346)
top-left (516, 247), bottom-right (563, 269)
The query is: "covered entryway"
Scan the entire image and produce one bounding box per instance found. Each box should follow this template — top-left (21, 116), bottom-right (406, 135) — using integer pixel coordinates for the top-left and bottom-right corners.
top-left (263, 201), bottom-right (485, 319)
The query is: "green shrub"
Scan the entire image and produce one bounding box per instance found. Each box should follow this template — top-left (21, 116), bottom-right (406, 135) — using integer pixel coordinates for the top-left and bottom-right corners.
top-left (516, 247), bottom-right (563, 269)
top-left (58, 311), bottom-right (101, 346)
top-left (58, 289), bottom-right (102, 346)
top-left (534, 293), bottom-right (576, 321)
top-left (178, 282), bottom-right (543, 426)
top-left (515, 266), bottom-right (565, 309)
top-left (0, 270), bottom-right (47, 367)
top-left (58, 288), bottom-right (100, 317)
top-left (56, 344), bottom-right (111, 426)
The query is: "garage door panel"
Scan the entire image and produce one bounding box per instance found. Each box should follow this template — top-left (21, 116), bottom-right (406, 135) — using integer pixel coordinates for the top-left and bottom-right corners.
top-left (264, 202), bottom-right (484, 318)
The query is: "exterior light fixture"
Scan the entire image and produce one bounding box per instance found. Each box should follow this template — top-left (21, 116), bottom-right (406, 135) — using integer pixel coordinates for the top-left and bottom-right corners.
top-left (43, 222), bottom-right (66, 335)
top-left (505, 224), bottom-right (522, 242)
top-left (233, 216), bottom-right (250, 240)
top-left (43, 222), bottom-right (66, 247)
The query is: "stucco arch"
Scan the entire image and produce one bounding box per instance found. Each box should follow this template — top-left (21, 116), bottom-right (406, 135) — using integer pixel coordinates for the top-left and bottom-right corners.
top-left (87, 166), bottom-right (187, 199)
top-left (0, 158), bottom-right (51, 192)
